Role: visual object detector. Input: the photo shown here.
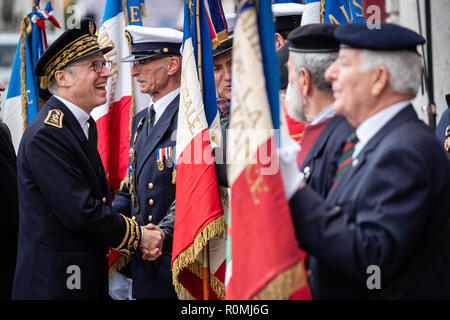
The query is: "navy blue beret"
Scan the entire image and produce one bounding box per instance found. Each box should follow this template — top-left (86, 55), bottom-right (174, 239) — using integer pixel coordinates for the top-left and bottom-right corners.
top-left (334, 23), bottom-right (425, 52)
top-left (288, 23), bottom-right (339, 53)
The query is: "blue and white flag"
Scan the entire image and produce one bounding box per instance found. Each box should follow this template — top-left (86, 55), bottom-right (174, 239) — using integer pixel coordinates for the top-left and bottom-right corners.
top-left (4, 7), bottom-right (49, 152)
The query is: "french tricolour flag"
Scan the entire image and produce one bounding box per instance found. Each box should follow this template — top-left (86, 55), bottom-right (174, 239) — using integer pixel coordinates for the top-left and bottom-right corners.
top-left (172, 0), bottom-right (226, 300)
top-left (225, 0), bottom-right (306, 299)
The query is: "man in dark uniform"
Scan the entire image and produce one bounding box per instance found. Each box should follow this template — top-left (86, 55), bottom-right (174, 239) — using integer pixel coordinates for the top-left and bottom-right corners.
top-left (12, 18), bottom-right (158, 300)
top-left (285, 24), bottom-right (354, 197)
top-left (0, 85), bottom-right (18, 300)
top-left (280, 23), bottom-right (450, 299)
top-left (112, 25), bottom-right (183, 299)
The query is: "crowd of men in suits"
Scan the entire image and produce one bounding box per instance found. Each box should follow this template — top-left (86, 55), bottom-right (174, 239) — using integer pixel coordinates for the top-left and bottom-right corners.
top-left (1, 3), bottom-right (449, 300)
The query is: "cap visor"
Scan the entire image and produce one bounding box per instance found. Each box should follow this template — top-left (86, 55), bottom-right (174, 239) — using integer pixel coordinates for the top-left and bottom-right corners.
top-left (71, 46), bottom-right (114, 62)
top-left (120, 53), bottom-right (162, 62)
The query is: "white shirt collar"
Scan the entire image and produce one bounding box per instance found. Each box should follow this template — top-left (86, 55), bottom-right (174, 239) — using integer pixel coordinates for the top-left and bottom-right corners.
top-left (353, 100), bottom-right (410, 158)
top-left (54, 95), bottom-right (90, 139)
top-left (309, 104), bottom-right (335, 126)
top-left (151, 88), bottom-right (180, 124)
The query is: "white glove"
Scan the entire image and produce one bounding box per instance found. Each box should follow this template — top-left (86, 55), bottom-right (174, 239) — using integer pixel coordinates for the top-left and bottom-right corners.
top-left (279, 135), bottom-right (304, 200)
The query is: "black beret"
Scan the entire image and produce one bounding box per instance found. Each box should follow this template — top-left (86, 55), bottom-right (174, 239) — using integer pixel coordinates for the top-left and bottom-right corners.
top-left (278, 44), bottom-right (289, 90)
top-left (334, 23), bottom-right (426, 51)
top-left (288, 23), bottom-right (339, 53)
top-left (35, 18), bottom-right (112, 81)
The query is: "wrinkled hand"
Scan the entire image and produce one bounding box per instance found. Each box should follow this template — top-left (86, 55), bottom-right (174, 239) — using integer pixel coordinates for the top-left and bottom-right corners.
top-left (140, 224), bottom-right (165, 261)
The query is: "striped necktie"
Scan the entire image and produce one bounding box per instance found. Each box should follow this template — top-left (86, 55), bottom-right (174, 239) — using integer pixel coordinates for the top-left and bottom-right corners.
top-left (330, 132), bottom-right (358, 192)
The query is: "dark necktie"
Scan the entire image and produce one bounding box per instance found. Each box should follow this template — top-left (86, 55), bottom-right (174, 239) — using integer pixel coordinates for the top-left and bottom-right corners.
top-left (330, 132), bottom-right (358, 192)
top-left (147, 104), bottom-right (156, 135)
top-left (87, 116), bottom-right (98, 151)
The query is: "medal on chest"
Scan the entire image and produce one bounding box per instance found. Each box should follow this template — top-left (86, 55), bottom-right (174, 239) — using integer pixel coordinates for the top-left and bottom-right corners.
top-left (157, 148), bottom-right (165, 171)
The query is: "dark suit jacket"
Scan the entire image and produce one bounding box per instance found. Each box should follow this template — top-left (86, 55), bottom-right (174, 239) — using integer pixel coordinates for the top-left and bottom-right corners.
top-left (0, 121), bottom-right (18, 299)
top-left (300, 115), bottom-right (354, 198)
top-left (113, 94), bottom-right (179, 299)
top-left (13, 96), bottom-right (138, 300)
top-left (290, 105), bottom-right (450, 299)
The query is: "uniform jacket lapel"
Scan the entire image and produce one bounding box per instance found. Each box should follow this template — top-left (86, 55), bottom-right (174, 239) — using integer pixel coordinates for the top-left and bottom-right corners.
top-left (136, 94), bottom-right (179, 179)
top-left (301, 115), bottom-right (343, 173)
top-left (329, 105), bottom-right (417, 203)
top-left (46, 96), bottom-right (106, 186)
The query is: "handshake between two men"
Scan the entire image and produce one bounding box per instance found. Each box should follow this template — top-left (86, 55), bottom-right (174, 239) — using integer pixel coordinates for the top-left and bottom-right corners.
top-left (140, 224), bottom-right (165, 261)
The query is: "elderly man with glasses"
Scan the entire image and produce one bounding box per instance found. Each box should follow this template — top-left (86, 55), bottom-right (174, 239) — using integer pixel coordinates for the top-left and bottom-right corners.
top-left (111, 25), bottom-right (183, 300)
top-left (13, 18), bottom-right (160, 300)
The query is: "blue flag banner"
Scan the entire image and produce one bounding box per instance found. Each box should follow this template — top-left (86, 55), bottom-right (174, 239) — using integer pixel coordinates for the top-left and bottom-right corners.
top-left (303, 0), bottom-right (365, 25)
top-left (4, 11), bottom-right (47, 151)
top-left (323, 0), bottom-right (365, 24)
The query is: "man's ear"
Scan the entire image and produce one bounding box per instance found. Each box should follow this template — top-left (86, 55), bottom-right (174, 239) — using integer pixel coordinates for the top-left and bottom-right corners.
top-left (167, 56), bottom-right (181, 75)
top-left (275, 33), bottom-right (286, 51)
top-left (53, 69), bottom-right (72, 88)
top-left (371, 65), bottom-right (389, 96)
top-left (298, 67), bottom-right (312, 97)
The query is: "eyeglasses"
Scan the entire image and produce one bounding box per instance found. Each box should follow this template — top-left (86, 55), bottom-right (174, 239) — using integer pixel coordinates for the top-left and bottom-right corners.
top-left (132, 55), bottom-right (171, 69)
top-left (69, 61), bottom-right (112, 73)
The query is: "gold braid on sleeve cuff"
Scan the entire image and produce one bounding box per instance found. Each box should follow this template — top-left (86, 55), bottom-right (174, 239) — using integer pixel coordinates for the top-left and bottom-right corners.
top-left (113, 214), bottom-right (141, 256)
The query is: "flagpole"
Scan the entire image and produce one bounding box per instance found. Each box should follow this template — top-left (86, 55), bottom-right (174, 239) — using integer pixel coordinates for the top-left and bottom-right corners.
top-left (202, 243), bottom-right (211, 300)
top-left (194, 0), bottom-right (210, 300)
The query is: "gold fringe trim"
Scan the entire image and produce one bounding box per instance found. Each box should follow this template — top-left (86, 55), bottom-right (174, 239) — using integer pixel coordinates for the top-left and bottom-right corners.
top-left (140, 2), bottom-right (146, 17)
top-left (39, 76), bottom-right (50, 89)
top-left (216, 30), bottom-right (229, 43)
top-left (108, 253), bottom-right (131, 280)
top-left (179, 287), bottom-right (196, 300)
top-left (211, 38), bottom-right (220, 50)
top-left (184, 259), bottom-right (225, 300)
top-left (320, 0), bottom-right (325, 24)
top-left (253, 261), bottom-right (306, 300)
top-left (172, 215), bottom-right (226, 299)
top-left (122, 0), bottom-right (130, 25)
top-left (20, 17), bottom-right (28, 134)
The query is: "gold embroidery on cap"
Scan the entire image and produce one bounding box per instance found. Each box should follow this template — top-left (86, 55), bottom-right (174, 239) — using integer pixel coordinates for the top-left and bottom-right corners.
top-left (89, 21), bottom-right (95, 35)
